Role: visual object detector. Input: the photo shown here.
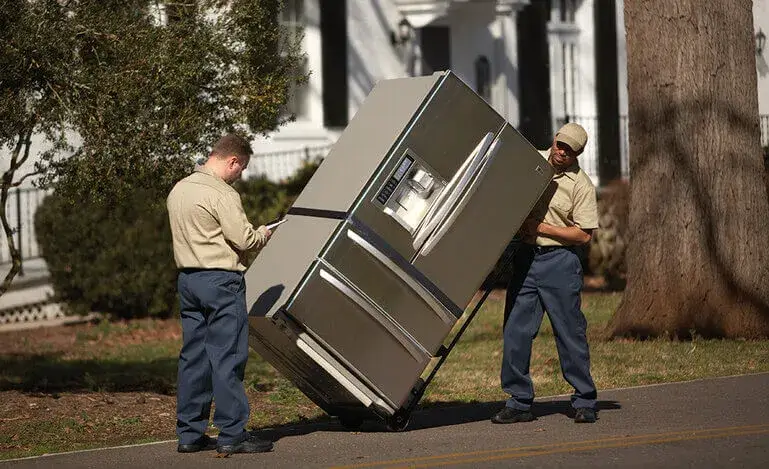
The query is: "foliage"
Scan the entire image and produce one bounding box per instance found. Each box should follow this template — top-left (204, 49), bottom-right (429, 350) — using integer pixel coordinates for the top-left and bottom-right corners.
top-left (0, 0), bottom-right (77, 295)
top-left (236, 158), bottom-right (320, 224)
top-left (35, 158), bottom-right (321, 318)
top-left (0, 0), bottom-right (306, 296)
top-left (35, 165), bottom-right (182, 318)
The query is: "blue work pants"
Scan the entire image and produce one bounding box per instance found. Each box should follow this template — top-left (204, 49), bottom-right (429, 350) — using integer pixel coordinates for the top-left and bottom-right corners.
top-left (501, 245), bottom-right (597, 411)
top-left (176, 269), bottom-right (250, 446)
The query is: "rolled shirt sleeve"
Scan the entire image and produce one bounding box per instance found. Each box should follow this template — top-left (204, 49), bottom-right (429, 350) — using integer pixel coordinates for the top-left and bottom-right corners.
top-left (572, 178), bottom-right (599, 230)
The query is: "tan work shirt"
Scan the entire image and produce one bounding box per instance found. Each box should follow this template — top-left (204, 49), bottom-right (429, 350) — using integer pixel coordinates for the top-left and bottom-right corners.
top-left (525, 150), bottom-right (599, 247)
top-left (167, 167), bottom-right (268, 271)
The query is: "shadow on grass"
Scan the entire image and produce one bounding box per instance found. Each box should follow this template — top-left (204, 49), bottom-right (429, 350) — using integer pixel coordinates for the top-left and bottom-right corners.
top-left (0, 353), bottom-right (178, 394)
top-left (253, 398), bottom-right (622, 442)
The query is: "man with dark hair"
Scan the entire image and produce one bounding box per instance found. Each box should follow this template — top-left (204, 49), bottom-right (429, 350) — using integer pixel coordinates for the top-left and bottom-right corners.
top-left (167, 133), bottom-right (273, 454)
top-left (493, 123), bottom-right (600, 425)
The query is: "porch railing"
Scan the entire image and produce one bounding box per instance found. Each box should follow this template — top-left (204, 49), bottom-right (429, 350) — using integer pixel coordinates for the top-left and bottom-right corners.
top-left (0, 187), bottom-right (49, 272)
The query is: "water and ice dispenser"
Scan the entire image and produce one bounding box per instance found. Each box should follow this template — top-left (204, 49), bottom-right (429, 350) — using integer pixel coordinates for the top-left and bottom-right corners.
top-left (376, 151), bottom-right (446, 234)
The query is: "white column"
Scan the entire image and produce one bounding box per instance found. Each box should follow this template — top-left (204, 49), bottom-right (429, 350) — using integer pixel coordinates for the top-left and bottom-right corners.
top-left (304, 0), bottom-right (324, 126)
top-left (493, 1), bottom-right (528, 126)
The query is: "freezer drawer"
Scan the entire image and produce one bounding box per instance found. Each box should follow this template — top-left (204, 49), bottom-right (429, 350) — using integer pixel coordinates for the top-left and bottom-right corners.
top-left (248, 314), bottom-right (395, 416)
top-left (285, 261), bottom-right (431, 408)
top-left (322, 221), bottom-right (458, 354)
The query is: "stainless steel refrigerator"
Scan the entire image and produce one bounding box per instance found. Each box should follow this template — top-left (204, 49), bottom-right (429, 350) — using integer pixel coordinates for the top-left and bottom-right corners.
top-left (245, 71), bottom-right (554, 429)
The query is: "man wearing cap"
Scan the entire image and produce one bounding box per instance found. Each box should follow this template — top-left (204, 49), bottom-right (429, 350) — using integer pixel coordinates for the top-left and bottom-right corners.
top-left (492, 123), bottom-right (599, 425)
top-left (167, 133), bottom-right (275, 454)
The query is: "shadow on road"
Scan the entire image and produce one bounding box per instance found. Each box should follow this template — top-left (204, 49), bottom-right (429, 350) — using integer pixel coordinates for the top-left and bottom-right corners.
top-left (253, 398), bottom-right (623, 442)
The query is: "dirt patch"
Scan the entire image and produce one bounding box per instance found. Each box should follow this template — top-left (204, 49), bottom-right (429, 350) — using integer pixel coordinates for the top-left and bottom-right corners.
top-left (0, 320), bottom-right (184, 457)
top-left (0, 390), bottom-right (178, 456)
top-left (0, 318), bottom-right (324, 459)
top-left (0, 318), bottom-right (182, 356)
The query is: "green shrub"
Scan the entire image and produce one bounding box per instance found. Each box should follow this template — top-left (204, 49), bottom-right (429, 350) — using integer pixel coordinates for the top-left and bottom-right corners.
top-left (35, 164), bottom-right (185, 319)
top-left (36, 158), bottom-right (322, 319)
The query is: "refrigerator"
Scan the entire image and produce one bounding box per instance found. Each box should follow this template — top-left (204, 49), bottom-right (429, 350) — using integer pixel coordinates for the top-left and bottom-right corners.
top-left (245, 71), bottom-right (554, 429)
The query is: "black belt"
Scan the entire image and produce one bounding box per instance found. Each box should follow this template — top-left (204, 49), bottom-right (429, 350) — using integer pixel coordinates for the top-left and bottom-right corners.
top-left (524, 244), bottom-right (572, 254)
top-left (178, 268), bottom-right (243, 274)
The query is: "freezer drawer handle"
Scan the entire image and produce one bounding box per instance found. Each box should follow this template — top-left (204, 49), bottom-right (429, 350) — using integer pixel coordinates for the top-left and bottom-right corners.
top-left (318, 268), bottom-right (429, 362)
top-left (412, 132), bottom-right (495, 250)
top-left (346, 229), bottom-right (455, 325)
top-left (421, 137), bottom-right (503, 256)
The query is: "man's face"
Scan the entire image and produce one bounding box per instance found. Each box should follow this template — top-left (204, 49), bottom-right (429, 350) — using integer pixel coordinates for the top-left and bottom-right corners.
top-left (224, 155), bottom-right (249, 184)
top-left (549, 138), bottom-right (579, 171)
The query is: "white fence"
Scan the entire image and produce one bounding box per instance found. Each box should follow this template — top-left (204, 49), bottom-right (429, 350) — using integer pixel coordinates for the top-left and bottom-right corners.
top-left (0, 188), bottom-right (49, 267)
top-left (248, 145), bottom-right (333, 182)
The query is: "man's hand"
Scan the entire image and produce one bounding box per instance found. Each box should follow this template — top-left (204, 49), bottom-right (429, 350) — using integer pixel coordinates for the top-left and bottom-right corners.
top-left (522, 218), bottom-right (542, 236)
top-left (257, 225), bottom-right (273, 241)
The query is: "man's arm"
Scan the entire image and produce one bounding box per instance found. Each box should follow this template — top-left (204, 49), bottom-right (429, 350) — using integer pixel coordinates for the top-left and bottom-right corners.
top-left (217, 192), bottom-right (271, 252)
top-left (522, 218), bottom-right (593, 245)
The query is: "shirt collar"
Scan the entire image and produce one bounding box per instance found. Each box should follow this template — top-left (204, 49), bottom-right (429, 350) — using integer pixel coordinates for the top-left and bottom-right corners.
top-left (196, 165), bottom-right (224, 182)
top-left (553, 161), bottom-right (580, 180)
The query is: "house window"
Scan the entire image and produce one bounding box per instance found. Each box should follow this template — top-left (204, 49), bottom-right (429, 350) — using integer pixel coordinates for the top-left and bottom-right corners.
top-left (474, 56), bottom-right (491, 102)
top-left (281, 0), bottom-right (307, 119)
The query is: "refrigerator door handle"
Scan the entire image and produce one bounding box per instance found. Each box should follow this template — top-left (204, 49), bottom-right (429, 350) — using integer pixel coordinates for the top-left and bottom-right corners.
top-left (346, 229), bottom-right (456, 325)
top-left (419, 137), bottom-right (503, 256)
top-left (318, 267), bottom-right (430, 361)
top-left (412, 132), bottom-right (495, 250)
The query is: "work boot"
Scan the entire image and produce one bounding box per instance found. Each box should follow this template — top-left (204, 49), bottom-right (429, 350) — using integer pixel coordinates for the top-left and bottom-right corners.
top-left (491, 406), bottom-right (535, 424)
top-left (216, 434), bottom-right (274, 454)
top-left (177, 435), bottom-right (217, 453)
top-left (574, 407), bottom-right (597, 423)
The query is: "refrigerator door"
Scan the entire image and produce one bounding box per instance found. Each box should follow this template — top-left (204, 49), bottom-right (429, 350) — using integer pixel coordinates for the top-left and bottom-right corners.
top-left (411, 132), bottom-right (496, 250)
top-left (351, 73), bottom-right (506, 262)
top-left (285, 261), bottom-right (432, 408)
top-left (411, 124), bottom-right (555, 308)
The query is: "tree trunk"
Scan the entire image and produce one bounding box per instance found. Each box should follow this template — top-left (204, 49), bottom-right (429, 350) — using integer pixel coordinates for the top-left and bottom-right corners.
top-left (610, 0), bottom-right (769, 338)
top-left (0, 132), bottom-right (28, 298)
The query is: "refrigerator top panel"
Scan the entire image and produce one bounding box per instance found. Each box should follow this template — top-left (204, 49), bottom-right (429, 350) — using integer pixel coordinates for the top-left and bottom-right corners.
top-left (290, 74), bottom-right (444, 214)
top-left (244, 214), bottom-right (342, 319)
top-left (348, 72), bottom-right (507, 262)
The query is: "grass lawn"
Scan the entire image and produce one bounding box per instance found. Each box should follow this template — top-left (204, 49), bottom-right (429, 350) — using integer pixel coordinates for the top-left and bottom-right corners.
top-left (1, 291), bottom-right (768, 459)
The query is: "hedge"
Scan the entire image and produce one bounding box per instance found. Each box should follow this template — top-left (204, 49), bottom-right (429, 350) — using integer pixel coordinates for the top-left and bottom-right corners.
top-left (36, 159), bottom-right (320, 319)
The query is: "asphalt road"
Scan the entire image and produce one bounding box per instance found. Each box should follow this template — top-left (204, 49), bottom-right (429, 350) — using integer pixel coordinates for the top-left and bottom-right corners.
top-left (3, 373), bottom-right (769, 468)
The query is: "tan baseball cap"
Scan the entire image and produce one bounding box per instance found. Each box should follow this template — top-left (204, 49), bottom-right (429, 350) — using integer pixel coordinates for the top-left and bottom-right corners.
top-left (555, 123), bottom-right (588, 153)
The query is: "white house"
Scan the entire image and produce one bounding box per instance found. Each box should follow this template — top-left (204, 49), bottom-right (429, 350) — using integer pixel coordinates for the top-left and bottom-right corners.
top-left (2, 0), bottom-right (768, 265)
top-left (248, 0), bottom-right (769, 185)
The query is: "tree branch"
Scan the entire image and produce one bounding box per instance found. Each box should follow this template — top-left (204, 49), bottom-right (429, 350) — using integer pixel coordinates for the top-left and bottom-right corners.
top-left (15, 127), bottom-right (34, 170)
top-left (10, 170), bottom-right (42, 188)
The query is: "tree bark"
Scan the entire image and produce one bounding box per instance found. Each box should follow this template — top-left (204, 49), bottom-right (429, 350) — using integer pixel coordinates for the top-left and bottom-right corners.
top-left (610, 0), bottom-right (769, 338)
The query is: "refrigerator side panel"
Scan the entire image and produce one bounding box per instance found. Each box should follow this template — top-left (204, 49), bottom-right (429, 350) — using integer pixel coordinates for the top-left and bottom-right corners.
top-left (291, 75), bottom-right (442, 213)
top-left (244, 215), bottom-right (341, 319)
